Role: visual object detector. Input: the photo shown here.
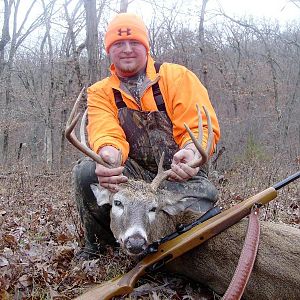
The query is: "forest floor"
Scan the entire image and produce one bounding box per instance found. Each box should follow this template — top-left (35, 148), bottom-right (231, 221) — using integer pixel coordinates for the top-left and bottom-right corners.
top-left (0, 161), bottom-right (299, 299)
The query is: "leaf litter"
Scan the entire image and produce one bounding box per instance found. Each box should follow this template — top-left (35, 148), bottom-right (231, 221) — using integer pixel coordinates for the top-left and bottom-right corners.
top-left (0, 163), bottom-right (298, 299)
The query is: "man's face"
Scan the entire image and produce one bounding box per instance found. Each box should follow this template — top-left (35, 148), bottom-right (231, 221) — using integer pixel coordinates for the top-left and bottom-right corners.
top-left (109, 40), bottom-right (147, 77)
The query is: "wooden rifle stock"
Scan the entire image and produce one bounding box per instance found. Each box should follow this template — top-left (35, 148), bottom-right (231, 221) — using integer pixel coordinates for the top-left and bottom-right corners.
top-left (75, 172), bottom-right (300, 300)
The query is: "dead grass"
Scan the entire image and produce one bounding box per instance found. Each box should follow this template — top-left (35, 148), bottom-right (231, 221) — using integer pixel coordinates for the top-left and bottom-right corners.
top-left (0, 161), bottom-right (299, 299)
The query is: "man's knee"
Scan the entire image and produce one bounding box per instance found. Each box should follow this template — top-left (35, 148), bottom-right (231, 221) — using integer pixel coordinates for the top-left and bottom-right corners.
top-left (73, 157), bottom-right (98, 190)
top-left (192, 174), bottom-right (218, 203)
top-left (72, 157), bottom-right (100, 212)
top-left (72, 157), bottom-right (114, 245)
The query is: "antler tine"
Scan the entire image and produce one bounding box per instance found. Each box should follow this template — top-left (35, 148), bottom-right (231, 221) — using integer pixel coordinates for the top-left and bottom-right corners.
top-left (185, 105), bottom-right (213, 168)
top-left (203, 106), bottom-right (214, 159)
top-left (197, 104), bottom-right (203, 146)
top-left (150, 152), bottom-right (172, 191)
top-left (80, 109), bottom-right (88, 146)
top-left (183, 105), bottom-right (208, 164)
top-left (65, 88), bottom-right (110, 168)
top-left (150, 105), bottom-right (213, 191)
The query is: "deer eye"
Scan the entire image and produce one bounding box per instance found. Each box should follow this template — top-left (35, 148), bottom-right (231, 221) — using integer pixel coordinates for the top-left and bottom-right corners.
top-left (114, 200), bottom-right (123, 207)
top-left (149, 207), bottom-right (157, 213)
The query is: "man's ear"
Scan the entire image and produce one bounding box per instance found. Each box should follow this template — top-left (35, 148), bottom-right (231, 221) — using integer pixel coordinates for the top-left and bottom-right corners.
top-left (90, 183), bottom-right (110, 206)
top-left (162, 197), bottom-right (204, 216)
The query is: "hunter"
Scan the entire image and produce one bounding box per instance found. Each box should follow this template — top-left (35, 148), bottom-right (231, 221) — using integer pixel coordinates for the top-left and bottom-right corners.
top-left (73, 12), bottom-right (221, 259)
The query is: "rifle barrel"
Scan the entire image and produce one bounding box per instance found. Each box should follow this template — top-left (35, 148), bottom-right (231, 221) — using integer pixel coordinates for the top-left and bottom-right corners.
top-left (273, 171), bottom-right (300, 190)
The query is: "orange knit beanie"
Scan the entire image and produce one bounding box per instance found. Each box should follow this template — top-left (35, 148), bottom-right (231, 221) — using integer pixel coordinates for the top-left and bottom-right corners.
top-left (104, 13), bottom-right (149, 53)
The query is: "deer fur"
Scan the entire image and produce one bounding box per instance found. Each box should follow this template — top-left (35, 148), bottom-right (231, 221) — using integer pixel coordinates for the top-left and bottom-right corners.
top-left (91, 181), bottom-right (300, 299)
top-left (90, 180), bottom-right (199, 254)
top-left (168, 220), bottom-right (300, 300)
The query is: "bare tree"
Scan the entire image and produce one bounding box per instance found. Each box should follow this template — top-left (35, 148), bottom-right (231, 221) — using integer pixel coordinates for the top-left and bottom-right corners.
top-left (0, 0), bottom-right (13, 76)
top-left (198, 0), bottom-right (209, 48)
top-left (63, 0), bottom-right (85, 89)
top-left (40, 0), bottom-right (57, 169)
top-left (0, 0), bottom-right (42, 165)
top-left (198, 0), bottom-right (209, 85)
top-left (59, 0), bottom-right (85, 166)
top-left (119, 0), bottom-right (128, 12)
top-left (83, 0), bottom-right (100, 84)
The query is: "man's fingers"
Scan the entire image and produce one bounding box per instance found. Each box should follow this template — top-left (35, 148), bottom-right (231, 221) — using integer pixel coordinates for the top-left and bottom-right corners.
top-left (171, 163), bottom-right (190, 179)
top-left (178, 163), bottom-right (199, 177)
top-left (168, 171), bottom-right (185, 182)
top-left (98, 174), bottom-right (128, 185)
top-left (170, 163), bottom-right (199, 181)
top-left (100, 182), bottom-right (120, 193)
top-left (171, 164), bottom-right (186, 179)
top-left (95, 165), bottom-right (124, 177)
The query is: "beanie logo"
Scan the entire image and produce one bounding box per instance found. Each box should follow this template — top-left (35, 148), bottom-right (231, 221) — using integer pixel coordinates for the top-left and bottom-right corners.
top-left (118, 28), bottom-right (131, 36)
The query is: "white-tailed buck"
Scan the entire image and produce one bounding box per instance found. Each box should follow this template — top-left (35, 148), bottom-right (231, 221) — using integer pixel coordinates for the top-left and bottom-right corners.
top-left (66, 90), bottom-right (300, 299)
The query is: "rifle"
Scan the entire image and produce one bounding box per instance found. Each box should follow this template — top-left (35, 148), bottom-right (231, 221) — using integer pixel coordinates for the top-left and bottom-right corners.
top-left (75, 171), bottom-right (300, 300)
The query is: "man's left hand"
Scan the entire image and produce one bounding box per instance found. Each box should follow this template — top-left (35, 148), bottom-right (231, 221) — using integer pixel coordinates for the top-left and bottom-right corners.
top-left (169, 145), bottom-right (200, 182)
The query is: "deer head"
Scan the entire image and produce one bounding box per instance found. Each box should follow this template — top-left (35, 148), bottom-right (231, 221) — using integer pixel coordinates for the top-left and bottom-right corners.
top-left (65, 89), bottom-right (213, 256)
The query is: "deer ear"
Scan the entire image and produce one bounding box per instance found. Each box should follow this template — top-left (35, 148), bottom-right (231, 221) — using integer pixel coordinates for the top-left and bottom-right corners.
top-left (90, 183), bottom-right (110, 206)
top-left (162, 197), bottom-right (204, 216)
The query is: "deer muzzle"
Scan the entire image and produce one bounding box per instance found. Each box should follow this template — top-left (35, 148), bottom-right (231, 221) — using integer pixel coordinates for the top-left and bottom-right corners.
top-left (124, 233), bottom-right (148, 255)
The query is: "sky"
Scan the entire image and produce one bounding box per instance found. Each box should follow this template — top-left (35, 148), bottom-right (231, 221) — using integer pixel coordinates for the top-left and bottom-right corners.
top-left (1, 0), bottom-right (299, 39)
top-left (209, 0), bottom-right (299, 21)
top-left (6, 0), bottom-right (300, 24)
top-left (127, 0), bottom-right (300, 25)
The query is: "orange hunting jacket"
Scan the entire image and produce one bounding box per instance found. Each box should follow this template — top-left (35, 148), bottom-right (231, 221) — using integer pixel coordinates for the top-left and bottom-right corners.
top-left (87, 54), bottom-right (220, 163)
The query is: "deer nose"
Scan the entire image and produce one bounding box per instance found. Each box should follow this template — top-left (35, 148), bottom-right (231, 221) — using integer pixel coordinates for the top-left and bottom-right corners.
top-left (124, 234), bottom-right (147, 255)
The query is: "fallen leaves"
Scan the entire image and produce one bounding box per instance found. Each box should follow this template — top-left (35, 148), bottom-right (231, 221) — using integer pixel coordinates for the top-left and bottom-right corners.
top-left (0, 256), bottom-right (8, 267)
top-left (18, 274), bottom-right (33, 288)
top-left (0, 166), bottom-right (298, 299)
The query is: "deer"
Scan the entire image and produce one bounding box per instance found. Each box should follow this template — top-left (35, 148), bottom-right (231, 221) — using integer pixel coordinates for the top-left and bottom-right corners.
top-left (66, 90), bottom-right (300, 299)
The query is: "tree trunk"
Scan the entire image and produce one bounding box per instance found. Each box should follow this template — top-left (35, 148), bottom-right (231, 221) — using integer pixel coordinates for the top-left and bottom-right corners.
top-left (63, 0), bottom-right (84, 88)
top-left (0, 0), bottom-right (12, 76)
top-left (119, 0), bottom-right (129, 12)
top-left (59, 108), bottom-right (68, 167)
top-left (30, 126), bottom-right (38, 167)
top-left (198, 0), bottom-right (209, 86)
top-left (40, 0), bottom-right (56, 169)
top-left (44, 125), bottom-right (53, 168)
top-left (83, 0), bottom-right (99, 85)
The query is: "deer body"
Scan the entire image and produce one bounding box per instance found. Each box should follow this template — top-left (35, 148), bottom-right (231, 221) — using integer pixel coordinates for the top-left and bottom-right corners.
top-left (168, 220), bottom-right (300, 299)
top-left (66, 93), bottom-right (300, 299)
top-left (91, 181), bottom-right (300, 299)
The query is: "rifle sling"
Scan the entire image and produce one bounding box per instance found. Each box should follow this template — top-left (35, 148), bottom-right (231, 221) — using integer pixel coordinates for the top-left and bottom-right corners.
top-left (223, 206), bottom-right (261, 300)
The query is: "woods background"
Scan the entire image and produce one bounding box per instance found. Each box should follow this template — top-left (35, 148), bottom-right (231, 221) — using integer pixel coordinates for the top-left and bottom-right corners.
top-left (1, 0), bottom-right (299, 176)
top-left (0, 0), bottom-right (299, 298)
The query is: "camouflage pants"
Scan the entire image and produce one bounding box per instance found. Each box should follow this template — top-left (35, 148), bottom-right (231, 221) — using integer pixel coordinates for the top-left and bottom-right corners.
top-left (72, 157), bottom-right (218, 250)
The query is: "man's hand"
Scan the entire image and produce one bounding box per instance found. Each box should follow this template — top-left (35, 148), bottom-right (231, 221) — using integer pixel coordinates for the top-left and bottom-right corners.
top-left (95, 146), bottom-right (128, 192)
top-left (169, 144), bottom-right (200, 182)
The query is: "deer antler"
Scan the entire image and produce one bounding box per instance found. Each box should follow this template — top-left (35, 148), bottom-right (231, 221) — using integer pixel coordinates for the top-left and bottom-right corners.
top-left (65, 88), bottom-right (111, 168)
top-left (150, 105), bottom-right (213, 191)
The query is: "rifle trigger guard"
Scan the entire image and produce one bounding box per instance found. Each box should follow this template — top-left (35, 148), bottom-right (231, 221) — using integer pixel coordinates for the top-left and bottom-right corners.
top-left (252, 203), bottom-right (262, 214)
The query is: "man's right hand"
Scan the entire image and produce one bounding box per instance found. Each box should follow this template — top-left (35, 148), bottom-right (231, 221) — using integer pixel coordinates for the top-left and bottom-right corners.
top-left (95, 146), bottom-right (128, 192)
